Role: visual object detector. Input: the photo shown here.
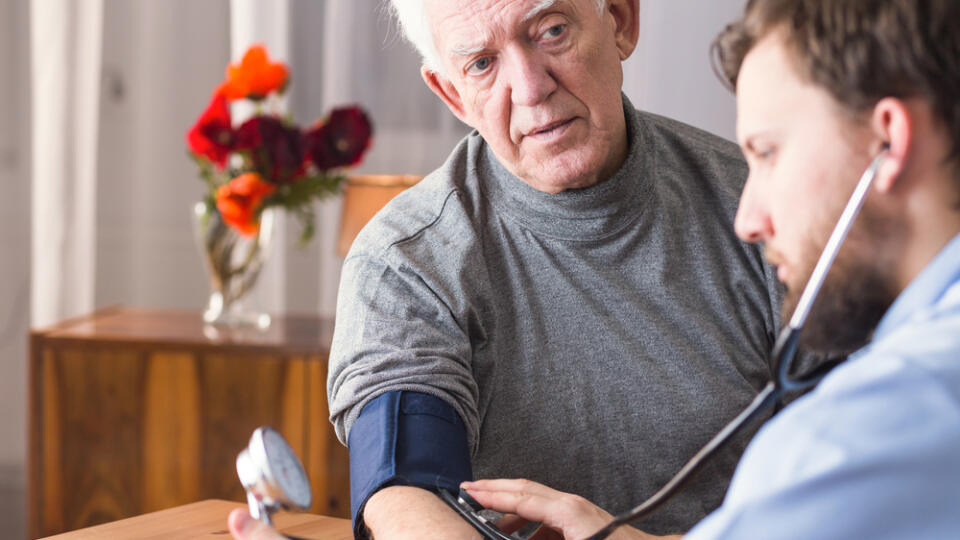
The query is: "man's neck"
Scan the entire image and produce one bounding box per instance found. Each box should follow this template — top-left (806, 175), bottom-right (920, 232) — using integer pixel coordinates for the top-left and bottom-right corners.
top-left (897, 218), bottom-right (960, 295)
top-left (894, 176), bottom-right (960, 294)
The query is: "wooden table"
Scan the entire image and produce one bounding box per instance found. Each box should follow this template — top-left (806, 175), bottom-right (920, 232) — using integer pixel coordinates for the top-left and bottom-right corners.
top-left (29, 307), bottom-right (349, 538)
top-left (39, 499), bottom-right (352, 539)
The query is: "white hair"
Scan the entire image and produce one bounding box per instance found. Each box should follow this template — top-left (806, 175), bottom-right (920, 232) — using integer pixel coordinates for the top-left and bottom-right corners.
top-left (387, 0), bottom-right (606, 75)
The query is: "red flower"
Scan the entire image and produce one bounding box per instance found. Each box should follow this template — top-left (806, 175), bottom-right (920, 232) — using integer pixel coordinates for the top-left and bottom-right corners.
top-left (186, 90), bottom-right (234, 168)
top-left (304, 106), bottom-right (373, 170)
top-left (235, 116), bottom-right (304, 183)
top-left (221, 45), bottom-right (289, 101)
top-left (215, 172), bottom-right (276, 236)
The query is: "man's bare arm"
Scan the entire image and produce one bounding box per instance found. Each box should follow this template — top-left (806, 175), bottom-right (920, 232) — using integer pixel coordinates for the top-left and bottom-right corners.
top-left (363, 485), bottom-right (480, 540)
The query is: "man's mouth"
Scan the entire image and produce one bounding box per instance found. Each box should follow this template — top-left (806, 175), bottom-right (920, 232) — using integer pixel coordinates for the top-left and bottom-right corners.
top-left (523, 118), bottom-right (575, 141)
top-left (763, 247), bottom-right (790, 283)
top-left (777, 265), bottom-right (790, 284)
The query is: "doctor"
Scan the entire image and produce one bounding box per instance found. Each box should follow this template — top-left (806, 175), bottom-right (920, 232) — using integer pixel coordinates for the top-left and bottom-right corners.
top-left (459, 0), bottom-right (960, 538)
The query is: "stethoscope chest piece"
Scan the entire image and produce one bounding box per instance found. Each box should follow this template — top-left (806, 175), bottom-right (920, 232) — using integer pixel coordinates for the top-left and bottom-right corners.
top-left (237, 426), bottom-right (313, 526)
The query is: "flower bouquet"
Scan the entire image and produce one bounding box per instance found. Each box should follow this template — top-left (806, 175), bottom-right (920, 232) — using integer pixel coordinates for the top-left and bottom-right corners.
top-left (186, 44), bottom-right (372, 326)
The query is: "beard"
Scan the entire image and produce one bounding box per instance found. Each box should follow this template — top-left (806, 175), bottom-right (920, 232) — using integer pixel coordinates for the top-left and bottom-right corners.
top-left (779, 206), bottom-right (901, 357)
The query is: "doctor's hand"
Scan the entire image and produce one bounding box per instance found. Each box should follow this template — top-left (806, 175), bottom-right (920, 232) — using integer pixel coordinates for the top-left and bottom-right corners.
top-left (228, 508), bottom-right (286, 540)
top-left (462, 479), bottom-right (678, 540)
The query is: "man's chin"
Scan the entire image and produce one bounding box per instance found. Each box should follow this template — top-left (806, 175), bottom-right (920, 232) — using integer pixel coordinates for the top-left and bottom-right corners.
top-left (520, 162), bottom-right (602, 193)
top-left (780, 285), bottom-right (801, 332)
top-left (778, 273), bottom-right (805, 320)
top-left (783, 262), bottom-right (895, 357)
top-left (518, 140), bottom-right (614, 192)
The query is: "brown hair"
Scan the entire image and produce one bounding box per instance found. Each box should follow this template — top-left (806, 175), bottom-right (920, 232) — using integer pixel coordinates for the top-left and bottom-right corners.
top-left (712, 0), bottom-right (960, 174)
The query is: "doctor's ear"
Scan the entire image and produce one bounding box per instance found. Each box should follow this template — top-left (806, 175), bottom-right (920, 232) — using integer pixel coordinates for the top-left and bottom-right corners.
top-left (871, 97), bottom-right (912, 194)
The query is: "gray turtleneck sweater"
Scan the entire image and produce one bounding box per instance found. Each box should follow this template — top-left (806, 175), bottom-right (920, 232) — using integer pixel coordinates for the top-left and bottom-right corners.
top-left (328, 98), bottom-right (782, 534)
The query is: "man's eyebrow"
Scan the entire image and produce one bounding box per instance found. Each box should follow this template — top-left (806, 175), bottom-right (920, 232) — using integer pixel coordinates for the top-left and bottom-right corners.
top-left (522, 0), bottom-right (561, 24)
top-left (449, 0), bottom-right (564, 57)
top-left (451, 43), bottom-right (485, 57)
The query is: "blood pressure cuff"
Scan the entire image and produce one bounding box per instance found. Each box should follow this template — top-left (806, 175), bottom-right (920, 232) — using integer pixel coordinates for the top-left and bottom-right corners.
top-left (347, 390), bottom-right (473, 538)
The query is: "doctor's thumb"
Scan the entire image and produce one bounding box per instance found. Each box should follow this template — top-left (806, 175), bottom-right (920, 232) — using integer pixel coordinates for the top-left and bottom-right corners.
top-left (228, 508), bottom-right (285, 540)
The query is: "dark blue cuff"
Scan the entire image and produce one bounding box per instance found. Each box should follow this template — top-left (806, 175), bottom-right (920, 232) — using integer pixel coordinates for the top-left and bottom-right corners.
top-left (347, 391), bottom-right (473, 538)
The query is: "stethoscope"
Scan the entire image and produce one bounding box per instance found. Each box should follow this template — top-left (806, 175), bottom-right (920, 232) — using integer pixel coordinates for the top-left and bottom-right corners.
top-left (442, 147), bottom-right (890, 540)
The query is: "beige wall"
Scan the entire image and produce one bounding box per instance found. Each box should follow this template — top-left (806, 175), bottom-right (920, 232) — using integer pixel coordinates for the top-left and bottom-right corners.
top-left (0, 0), bottom-right (31, 535)
top-left (93, 0), bottom-right (231, 312)
top-left (625, 0), bottom-right (745, 141)
top-left (0, 0), bottom-right (30, 467)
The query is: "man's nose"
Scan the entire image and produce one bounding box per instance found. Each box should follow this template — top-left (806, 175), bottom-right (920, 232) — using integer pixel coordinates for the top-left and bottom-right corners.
top-left (734, 176), bottom-right (774, 244)
top-left (506, 49), bottom-right (557, 106)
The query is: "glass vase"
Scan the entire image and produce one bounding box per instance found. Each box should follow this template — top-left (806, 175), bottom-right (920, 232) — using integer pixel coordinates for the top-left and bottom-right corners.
top-left (192, 201), bottom-right (274, 328)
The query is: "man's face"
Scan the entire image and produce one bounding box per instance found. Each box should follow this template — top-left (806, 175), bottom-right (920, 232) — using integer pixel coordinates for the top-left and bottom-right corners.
top-left (734, 33), bottom-right (899, 355)
top-left (423, 0), bottom-right (633, 193)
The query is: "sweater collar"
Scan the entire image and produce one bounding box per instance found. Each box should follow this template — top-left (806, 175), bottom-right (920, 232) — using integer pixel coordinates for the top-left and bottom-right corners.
top-left (479, 94), bottom-right (654, 241)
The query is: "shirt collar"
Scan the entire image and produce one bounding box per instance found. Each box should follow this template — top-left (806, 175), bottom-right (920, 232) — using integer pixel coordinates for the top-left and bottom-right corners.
top-left (873, 232), bottom-right (960, 340)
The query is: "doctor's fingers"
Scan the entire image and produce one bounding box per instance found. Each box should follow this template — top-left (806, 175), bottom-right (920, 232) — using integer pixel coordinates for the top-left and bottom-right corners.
top-left (463, 479), bottom-right (614, 536)
top-left (464, 478), bottom-right (560, 496)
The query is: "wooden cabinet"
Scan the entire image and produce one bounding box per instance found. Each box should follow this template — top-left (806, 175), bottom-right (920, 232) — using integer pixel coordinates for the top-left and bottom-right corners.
top-left (28, 307), bottom-right (349, 538)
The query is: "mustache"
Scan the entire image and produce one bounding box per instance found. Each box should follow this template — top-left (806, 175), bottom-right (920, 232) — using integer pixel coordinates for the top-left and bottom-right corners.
top-left (763, 246), bottom-right (787, 270)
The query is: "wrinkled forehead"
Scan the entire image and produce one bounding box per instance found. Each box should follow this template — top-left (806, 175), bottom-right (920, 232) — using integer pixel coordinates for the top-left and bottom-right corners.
top-left (425, 0), bottom-right (573, 54)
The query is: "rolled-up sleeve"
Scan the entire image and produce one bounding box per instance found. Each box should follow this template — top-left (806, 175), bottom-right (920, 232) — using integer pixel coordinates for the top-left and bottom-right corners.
top-left (327, 249), bottom-right (481, 453)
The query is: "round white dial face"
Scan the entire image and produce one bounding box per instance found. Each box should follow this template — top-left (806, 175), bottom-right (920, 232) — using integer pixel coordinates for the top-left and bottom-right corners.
top-left (262, 428), bottom-right (311, 507)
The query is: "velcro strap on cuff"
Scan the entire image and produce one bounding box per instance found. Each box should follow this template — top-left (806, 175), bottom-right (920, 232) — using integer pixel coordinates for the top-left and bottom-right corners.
top-left (347, 391), bottom-right (472, 538)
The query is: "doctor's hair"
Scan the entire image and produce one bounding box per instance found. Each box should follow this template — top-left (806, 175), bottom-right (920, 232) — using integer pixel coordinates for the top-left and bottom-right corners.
top-left (387, 0), bottom-right (607, 76)
top-left (712, 0), bottom-right (960, 180)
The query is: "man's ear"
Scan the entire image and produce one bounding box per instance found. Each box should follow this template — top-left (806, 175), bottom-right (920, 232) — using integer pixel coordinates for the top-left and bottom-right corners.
top-left (872, 97), bottom-right (912, 194)
top-left (422, 66), bottom-right (471, 125)
top-left (607, 0), bottom-right (640, 60)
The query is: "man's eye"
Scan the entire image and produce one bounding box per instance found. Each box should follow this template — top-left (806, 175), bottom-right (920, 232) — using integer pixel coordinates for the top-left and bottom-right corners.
top-left (467, 57), bottom-right (492, 74)
top-left (541, 24), bottom-right (566, 40)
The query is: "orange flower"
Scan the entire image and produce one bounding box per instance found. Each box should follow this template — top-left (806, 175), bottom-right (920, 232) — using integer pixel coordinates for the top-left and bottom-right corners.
top-left (215, 172), bottom-right (276, 236)
top-left (221, 45), bottom-right (289, 101)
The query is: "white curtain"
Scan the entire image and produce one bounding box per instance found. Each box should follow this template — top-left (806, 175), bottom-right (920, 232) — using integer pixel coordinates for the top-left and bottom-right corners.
top-left (230, 0), bottom-right (292, 318)
top-left (29, 0), bottom-right (104, 327)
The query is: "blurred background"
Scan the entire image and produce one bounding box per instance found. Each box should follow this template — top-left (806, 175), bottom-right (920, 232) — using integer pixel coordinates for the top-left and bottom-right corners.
top-left (0, 0), bottom-right (744, 537)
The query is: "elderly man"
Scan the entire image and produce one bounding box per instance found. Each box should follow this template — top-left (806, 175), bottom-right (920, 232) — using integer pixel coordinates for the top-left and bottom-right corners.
top-left (457, 0), bottom-right (960, 538)
top-left (230, 0), bottom-right (784, 538)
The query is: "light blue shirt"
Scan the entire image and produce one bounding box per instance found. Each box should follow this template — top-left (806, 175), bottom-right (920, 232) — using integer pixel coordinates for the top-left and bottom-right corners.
top-left (687, 233), bottom-right (960, 540)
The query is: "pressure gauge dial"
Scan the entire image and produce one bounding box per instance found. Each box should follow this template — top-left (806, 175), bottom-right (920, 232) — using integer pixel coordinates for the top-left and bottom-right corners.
top-left (236, 426), bottom-right (313, 526)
